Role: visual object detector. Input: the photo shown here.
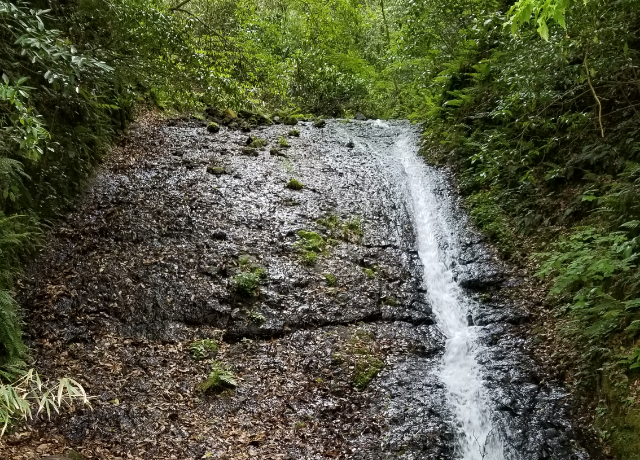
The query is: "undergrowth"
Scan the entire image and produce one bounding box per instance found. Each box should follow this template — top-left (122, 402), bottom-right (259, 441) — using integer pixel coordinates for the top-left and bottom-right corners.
top-left (0, 370), bottom-right (89, 435)
top-left (199, 362), bottom-right (237, 394)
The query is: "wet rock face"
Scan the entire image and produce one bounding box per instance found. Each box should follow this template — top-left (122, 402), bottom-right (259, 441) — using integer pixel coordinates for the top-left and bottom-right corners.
top-left (8, 117), bottom-right (453, 460)
top-left (25, 119), bottom-right (430, 344)
top-left (5, 118), bottom-right (591, 460)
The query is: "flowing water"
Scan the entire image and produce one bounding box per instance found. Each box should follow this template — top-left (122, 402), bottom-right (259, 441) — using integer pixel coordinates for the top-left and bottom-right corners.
top-left (393, 133), bottom-right (504, 460)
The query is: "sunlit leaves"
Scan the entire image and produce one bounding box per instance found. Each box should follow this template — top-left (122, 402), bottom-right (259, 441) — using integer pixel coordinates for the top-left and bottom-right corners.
top-left (505, 0), bottom-right (595, 40)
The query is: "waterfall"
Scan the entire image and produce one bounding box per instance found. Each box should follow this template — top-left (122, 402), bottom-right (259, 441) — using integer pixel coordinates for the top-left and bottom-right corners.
top-left (394, 133), bottom-right (504, 460)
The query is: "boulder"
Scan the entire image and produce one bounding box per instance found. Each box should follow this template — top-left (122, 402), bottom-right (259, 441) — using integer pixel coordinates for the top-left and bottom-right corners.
top-left (354, 112), bottom-right (367, 120)
top-left (205, 106), bottom-right (223, 118)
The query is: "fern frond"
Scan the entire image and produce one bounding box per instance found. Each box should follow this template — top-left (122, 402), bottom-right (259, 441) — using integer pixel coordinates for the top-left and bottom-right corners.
top-left (0, 290), bottom-right (25, 367)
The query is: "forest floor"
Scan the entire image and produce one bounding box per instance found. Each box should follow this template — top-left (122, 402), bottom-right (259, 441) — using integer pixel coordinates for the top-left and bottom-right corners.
top-left (0, 115), bottom-right (595, 460)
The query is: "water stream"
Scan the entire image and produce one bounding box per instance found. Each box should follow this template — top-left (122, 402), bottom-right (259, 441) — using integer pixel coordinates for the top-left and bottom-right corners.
top-left (393, 132), bottom-right (504, 460)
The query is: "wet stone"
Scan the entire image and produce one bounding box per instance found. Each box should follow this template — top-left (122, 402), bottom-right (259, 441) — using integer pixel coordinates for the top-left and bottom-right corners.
top-left (3, 118), bottom-right (590, 460)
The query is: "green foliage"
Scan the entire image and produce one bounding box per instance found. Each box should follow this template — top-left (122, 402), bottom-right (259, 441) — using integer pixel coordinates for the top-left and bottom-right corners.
top-left (232, 272), bottom-right (261, 296)
top-left (348, 329), bottom-right (384, 390)
top-left (507, 0), bottom-right (574, 39)
top-left (295, 230), bottom-right (326, 265)
top-left (467, 193), bottom-right (514, 256)
top-left (536, 227), bottom-right (640, 360)
top-left (0, 370), bottom-right (89, 435)
top-left (278, 137), bottom-right (290, 148)
top-left (199, 362), bottom-right (237, 393)
top-left (231, 254), bottom-right (266, 296)
top-left (317, 213), bottom-right (363, 243)
top-left (189, 339), bottom-right (219, 361)
top-left (248, 137), bottom-right (267, 148)
top-left (323, 273), bottom-right (337, 286)
top-left (249, 311), bottom-right (266, 324)
top-left (288, 129), bottom-right (300, 137)
top-left (362, 268), bottom-right (376, 279)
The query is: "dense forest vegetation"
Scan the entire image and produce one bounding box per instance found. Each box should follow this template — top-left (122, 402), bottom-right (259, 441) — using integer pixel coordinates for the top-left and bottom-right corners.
top-left (1, 0), bottom-right (639, 457)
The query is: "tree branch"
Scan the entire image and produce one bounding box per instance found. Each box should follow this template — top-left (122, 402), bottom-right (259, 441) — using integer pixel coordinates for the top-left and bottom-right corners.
top-left (170, 0), bottom-right (194, 12)
top-left (584, 49), bottom-right (604, 138)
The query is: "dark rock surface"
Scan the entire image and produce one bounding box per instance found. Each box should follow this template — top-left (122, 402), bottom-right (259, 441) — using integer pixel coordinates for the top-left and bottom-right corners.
top-left (1, 116), bottom-right (592, 460)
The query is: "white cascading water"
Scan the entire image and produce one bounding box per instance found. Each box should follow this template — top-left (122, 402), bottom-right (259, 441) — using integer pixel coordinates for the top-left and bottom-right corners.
top-left (393, 133), bottom-right (505, 460)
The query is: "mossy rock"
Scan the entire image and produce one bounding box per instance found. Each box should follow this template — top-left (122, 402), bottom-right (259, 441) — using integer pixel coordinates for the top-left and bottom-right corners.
top-left (207, 165), bottom-right (226, 175)
top-left (288, 129), bottom-right (300, 137)
top-left (286, 178), bottom-right (303, 190)
top-left (282, 116), bottom-right (298, 126)
top-left (205, 106), bottom-right (223, 118)
top-left (313, 119), bottom-right (327, 128)
top-left (270, 148), bottom-right (286, 157)
top-left (207, 122), bottom-right (220, 133)
top-left (353, 355), bottom-right (384, 390)
top-left (238, 109), bottom-right (272, 126)
top-left (241, 147), bottom-right (259, 157)
top-left (247, 136), bottom-right (267, 148)
top-left (278, 137), bottom-right (290, 148)
top-left (223, 108), bottom-right (237, 119)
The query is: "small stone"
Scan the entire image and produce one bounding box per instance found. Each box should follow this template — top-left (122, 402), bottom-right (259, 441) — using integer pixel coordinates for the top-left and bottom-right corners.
top-left (270, 148), bottom-right (286, 157)
top-left (241, 147), bottom-right (259, 157)
top-left (206, 165), bottom-right (226, 175)
top-left (346, 140), bottom-right (355, 148)
top-left (212, 230), bottom-right (227, 240)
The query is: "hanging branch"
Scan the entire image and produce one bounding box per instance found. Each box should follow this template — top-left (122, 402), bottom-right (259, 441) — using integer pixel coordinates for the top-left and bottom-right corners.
top-left (584, 49), bottom-right (604, 138)
top-left (170, 0), bottom-right (194, 12)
